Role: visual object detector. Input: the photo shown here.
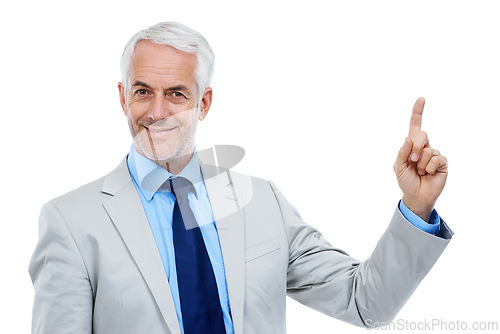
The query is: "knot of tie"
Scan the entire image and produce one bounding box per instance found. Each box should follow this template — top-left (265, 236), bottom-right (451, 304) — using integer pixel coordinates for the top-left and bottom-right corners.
top-left (167, 177), bottom-right (194, 199)
top-left (168, 177), bottom-right (199, 230)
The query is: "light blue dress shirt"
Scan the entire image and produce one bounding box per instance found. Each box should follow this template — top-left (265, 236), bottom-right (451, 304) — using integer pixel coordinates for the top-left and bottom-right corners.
top-left (399, 200), bottom-right (440, 235)
top-left (127, 146), bottom-right (234, 334)
top-left (126, 145), bottom-right (441, 333)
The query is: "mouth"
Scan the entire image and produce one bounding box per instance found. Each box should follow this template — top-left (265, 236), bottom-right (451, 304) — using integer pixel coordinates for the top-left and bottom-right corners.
top-left (144, 126), bottom-right (177, 138)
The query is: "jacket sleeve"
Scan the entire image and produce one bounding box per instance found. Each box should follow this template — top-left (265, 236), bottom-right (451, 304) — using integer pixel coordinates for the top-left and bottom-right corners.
top-left (29, 202), bottom-right (93, 334)
top-left (269, 181), bottom-right (453, 328)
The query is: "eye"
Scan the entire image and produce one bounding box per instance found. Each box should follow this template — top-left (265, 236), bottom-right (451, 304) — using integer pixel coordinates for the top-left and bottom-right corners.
top-left (172, 91), bottom-right (185, 98)
top-left (134, 88), bottom-right (149, 96)
top-left (167, 91), bottom-right (188, 103)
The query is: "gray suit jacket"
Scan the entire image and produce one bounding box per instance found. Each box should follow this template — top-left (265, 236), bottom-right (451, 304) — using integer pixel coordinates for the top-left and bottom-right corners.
top-left (29, 156), bottom-right (453, 334)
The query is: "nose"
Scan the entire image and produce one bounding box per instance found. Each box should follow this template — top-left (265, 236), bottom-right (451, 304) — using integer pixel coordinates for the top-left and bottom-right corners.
top-left (147, 94), bottom-right (171, 122)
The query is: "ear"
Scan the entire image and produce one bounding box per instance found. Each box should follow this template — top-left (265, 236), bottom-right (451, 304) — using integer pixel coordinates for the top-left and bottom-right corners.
top-left (198, 87), bottom-right (213, 121)
top-left (118, 82), bottom-right (127, 115)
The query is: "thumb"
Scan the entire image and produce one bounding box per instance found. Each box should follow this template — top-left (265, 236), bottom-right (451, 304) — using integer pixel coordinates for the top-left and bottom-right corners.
top-left (394, 137), bottom-right (412, 173)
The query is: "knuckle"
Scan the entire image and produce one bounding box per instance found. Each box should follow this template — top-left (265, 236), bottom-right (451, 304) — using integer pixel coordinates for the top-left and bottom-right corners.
top-left (420, 132), bottom-right (429, 147)
top-left (425, 164), bottom-right (436, 174)
top-left (435, 155), bottom-right (445, 163)
top-left (432, 155), bottom-right (447, 168)
top-left (414, 133), bottom-right (427, 148)
top-left (423, 147), bottom-right (433, 156)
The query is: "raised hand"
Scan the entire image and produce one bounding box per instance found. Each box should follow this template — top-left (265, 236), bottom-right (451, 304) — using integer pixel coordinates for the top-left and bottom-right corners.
top-left (394, 98), bottom-right (448, 222)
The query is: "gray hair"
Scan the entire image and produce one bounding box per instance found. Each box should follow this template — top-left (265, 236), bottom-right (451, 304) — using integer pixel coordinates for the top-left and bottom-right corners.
top-left (120, 22), bottom-right (215, 97)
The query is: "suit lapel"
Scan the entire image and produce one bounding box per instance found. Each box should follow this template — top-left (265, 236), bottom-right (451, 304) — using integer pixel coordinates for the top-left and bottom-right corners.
top-left (101, 158), bottom-right (181, 334)
top-left (201, 164), bottom-right (247, 334)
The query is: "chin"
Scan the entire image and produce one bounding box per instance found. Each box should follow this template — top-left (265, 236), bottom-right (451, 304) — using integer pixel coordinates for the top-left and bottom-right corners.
top-left (132, 127), bottom-right (195, 165)
top-left (139, 145), bottom-right (178, 162)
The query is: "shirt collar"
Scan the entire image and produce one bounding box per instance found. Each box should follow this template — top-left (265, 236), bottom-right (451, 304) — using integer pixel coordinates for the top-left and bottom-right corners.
top-left (127, 144), bottom-right (202, 202)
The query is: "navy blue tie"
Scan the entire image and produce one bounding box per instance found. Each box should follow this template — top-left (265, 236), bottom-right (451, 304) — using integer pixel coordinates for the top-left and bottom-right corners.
top-left (170, 177), bottom-right (226, 334)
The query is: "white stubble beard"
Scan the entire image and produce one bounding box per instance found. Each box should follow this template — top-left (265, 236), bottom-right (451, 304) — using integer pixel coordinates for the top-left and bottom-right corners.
top-left (129, 106), bottom-right (200, 164)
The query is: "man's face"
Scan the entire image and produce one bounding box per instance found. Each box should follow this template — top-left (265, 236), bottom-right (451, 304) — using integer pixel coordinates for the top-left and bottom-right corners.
top-left (119, 41), bottom-right (212, 165)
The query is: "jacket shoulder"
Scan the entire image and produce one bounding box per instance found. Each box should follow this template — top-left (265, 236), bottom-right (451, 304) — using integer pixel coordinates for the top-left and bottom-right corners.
top-left (48, 156), bottom-right (130, 214)
top-left (49, 176), bottom-right (108, 208)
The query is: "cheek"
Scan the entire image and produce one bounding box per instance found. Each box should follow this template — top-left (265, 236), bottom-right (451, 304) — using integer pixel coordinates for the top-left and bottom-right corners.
top-left (183, 99), bottom-right (197, 111)
top-left (184, 110), bottom-right (200, 131)
top-left (169, 101), bottom-right (197, 118)
top-left (126, 95), bottom-right (151, 119)
top-left (126, 111), bottom-right (138, 127)
top-left (126, 115), bottom-right (139, 137)
top-left (126, 105), bottom-right (148, 125)
top-left (127, 97), bottom-right (144, 108)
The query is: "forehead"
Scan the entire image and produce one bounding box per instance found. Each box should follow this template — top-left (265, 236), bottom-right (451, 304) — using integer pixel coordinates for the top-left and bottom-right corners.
top-left (129, 41), bottom-right (197, 84)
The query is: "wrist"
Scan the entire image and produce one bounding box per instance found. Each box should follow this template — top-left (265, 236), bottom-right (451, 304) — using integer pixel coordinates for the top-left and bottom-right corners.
top-left (402, 196), bottom-right (434, 222)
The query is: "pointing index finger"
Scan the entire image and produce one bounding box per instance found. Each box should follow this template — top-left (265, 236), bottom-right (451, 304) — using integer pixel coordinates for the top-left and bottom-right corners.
top-left (409, 97), bottom-right (425, 135)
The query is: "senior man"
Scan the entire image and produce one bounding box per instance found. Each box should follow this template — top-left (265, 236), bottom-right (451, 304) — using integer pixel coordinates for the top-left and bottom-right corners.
top-left (29, 22), bottom-right (453, 334)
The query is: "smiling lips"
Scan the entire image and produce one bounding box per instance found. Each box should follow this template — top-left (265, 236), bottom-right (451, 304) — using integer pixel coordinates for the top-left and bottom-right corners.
top-left (144, 126), bottom-right (177, 138)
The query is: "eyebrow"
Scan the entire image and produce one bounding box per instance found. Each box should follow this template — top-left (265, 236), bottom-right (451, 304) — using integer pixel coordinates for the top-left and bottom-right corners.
top-left (131, 80), bottom-right (152, 89)
top-left (168, 85), bottom-right (190, 93)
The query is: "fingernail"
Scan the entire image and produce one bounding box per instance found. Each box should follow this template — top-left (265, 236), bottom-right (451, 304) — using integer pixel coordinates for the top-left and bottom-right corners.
top-left (411, 153), bottom-right (418, 161)
top-left (418, 170), bottom-right (426, 176)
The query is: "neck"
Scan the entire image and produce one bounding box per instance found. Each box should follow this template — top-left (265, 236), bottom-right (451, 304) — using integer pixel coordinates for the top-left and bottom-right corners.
top-left (134, 141), bottom-right (196, 175)
top-left (159, 151), bottom-right (193, 175)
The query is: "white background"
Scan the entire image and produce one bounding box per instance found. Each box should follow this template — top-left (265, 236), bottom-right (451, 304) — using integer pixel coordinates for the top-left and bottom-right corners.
top-left (1, 0), bottom-right (499, 333)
